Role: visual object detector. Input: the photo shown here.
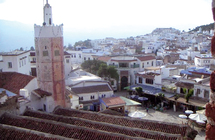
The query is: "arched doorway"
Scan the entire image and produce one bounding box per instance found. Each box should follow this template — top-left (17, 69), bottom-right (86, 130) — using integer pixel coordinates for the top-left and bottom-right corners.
top-left (121, 76), bottom-right (128, 90)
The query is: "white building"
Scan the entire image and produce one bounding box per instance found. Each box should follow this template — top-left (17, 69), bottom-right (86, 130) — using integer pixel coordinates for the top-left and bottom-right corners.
top-left (0, 50), bottom-right (31, 75)
top-left (194, 54), bottom-right (215, 68)
top-left (98, 55), bottom-right (156, 90)
top-left (68, 81), bottom-right (114, 111)
top-left (194, 77), bottom-right (210, 101)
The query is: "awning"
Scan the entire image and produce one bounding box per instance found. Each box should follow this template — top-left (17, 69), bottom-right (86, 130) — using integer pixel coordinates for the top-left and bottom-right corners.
top-left (167, 97), bottom-right (207, 108)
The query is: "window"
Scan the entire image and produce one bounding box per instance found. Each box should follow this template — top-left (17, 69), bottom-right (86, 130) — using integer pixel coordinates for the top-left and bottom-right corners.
top-left (84, 57), bottom-right (86, 60)
top-left (79, 54), bottom-right (81, 58)
top-left (147, 62), bottom-right (149, 65)
top-left (88, 57), bottom-right (90, 60)
top-left (142, 63), bottom-right (144, 68)
top-left (79, 97), bottom-right (83, 100)
top-left (19, 62), bottom-right (21, 67)
top-left (90, 95), bottom-right (95, 99)
top-left (139, 77), bottom-right (142, 83)
top-left (152, 61), bottom-right (153, 66)
top-left (8, 62), bottom-right (12, 68)
top-left (54, 50), bottom-right (60, 56)
top-left (0, 69), bottom-right (2, 72)
top-left (196, 89), bottom-right (200, 96)
top-left (45, 46), bottom-right (47, 49)
top-left (43, 51), bottom-right (48, 56)
top-left (66, 59), bottom-right (69, 63)
top-left (204, 90), bottom-right (209, 99)
top-left (101, 94), bottom-right (106, 98)
top-left (145, 78), bottom-right (153, 85)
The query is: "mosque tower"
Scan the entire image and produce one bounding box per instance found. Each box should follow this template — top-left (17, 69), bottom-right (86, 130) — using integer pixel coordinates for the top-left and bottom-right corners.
top-left (34, 0), bottom-right (66, 109)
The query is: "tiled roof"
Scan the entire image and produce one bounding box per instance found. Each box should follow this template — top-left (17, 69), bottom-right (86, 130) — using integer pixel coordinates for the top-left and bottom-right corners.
top-left (0, 124), bottom-right (71, 140)
top-left (97, 56), bottom-right (111, 62)
top-left (102, 97), bottom-right (126, 107)
top-left (137, 56), bottom-right (156, 61)
top-left (0, 112), bottom-right (145, 140)
top-left (0, 107), bottom-right (198, 140)
top-left (99, 109), bottom-right (125, 116)
top-left (71, 84), bottom-right (112, 94)
top-left (53, 107), bottom-right (196, 139)
top-left (0, 72), bottom-right (35, 94)
top-left (33, 88), bottom-right (52, 98)
top-left (23, 110), bottom-right (182, 140)
top-left (64, 51), bottom-right (71, 55)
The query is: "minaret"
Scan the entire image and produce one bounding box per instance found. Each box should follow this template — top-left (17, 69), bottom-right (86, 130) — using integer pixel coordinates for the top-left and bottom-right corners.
top-left (43, 0), bottom-right (53, 26)
top-left (34, 0), bottom-right (66, 111)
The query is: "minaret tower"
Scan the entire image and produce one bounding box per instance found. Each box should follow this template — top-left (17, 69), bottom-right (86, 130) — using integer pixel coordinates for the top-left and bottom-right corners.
top-left (34, 0), bottom-right (66, 110)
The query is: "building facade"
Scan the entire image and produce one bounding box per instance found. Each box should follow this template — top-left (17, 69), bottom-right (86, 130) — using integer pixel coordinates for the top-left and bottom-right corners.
top-left (34, 1), bottom-right (66, 108)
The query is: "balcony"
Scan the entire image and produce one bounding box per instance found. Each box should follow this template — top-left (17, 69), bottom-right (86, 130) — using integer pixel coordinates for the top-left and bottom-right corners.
top-left (109, 64), bottom-right (119, 68)
top-left (130, 64), bottom-right (139, 68)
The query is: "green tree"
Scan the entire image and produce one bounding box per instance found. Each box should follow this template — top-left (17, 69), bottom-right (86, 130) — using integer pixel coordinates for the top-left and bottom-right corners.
top-left (98, 63), bottom-right (108, 78)
top-left (98, 64), bottom-right (119, 81)
top-left (81, 59), bottom-right (105, 74)
top-left (185, 89), bottom-right (194, 103)
top-left (135, 87), bottom-right (143, 96)
top-left (30, 46), bottom-right (35, 51)
top-left (74, 39), bottom-right (92, 48)
top-left (20, 47), bottom-right (24, 51)
top-left (182, 88), bottom-right (187, 94)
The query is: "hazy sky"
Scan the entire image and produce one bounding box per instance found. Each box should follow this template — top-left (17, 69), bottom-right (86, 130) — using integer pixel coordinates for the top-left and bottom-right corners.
top-left (0, 0), bottom-right (213, 41)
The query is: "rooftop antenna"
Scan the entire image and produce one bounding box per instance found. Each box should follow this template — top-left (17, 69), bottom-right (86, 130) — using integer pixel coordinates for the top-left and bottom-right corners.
top-left (46, 0), bottom-right (48, 4)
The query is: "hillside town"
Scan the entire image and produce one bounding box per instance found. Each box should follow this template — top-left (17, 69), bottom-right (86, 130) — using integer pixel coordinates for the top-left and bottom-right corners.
top-left (1, 0), bottom-right (215, 140)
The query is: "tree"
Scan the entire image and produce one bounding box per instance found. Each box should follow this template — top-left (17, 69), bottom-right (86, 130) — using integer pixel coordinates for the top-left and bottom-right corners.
top-left (182, 88), bottom-right (187, 94)
top-left (185, 89), bottom-right (193, 103)
top-left (20, 47), bottom-right (24, 51)
top-left (98, 64), bottom-right (119, 81)
top-left (135, 87), bottom-right (143, 96)
top-left (30, 46), bottom-right (35, 51)
top-left (68, 43), bottom-right (73, 50)
top-left (81, 59), bottom-right (105, 74)
top-left (107, 66), bottom-right (119, 81)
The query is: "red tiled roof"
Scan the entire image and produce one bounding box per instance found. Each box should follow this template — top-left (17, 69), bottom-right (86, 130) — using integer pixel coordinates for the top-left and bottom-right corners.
top-left (54, 107), bottom-right (195, 138)
top-left (0, 72), bottom-right (35, 94)
top-left (0, 124), bottom-right (70, 140)
top-left (102, 97), bottom-right (126, 107)
top-left (33, 88), bottom-right (52, 98)
top-left (23, 109), bottom-right (182, 140)
top-left (97, 56), bottom-right (111, 62)
top-left (71, 85), bottom-right (113, 94)
top-left (0, 113), bottom-right (143, 140)
top-left (137, 56), bottom-right (156, 61)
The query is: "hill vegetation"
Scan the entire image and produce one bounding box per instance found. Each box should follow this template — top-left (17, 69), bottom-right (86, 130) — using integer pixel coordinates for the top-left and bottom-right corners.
top-left (190, 23), bottom-right (214, 32)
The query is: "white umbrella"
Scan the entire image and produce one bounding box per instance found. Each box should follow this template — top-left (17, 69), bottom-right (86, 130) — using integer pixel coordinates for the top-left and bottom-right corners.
top-left (179, 114), bottom-right (187, 119)
top-left (128, 111), bottom-right (146, 118)
top-left (138, 97), bottom-right (148, 101)
top-left (185, 110), bottom-right (193, 114)
top-left (189, 113), bottom-right (207, 122)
